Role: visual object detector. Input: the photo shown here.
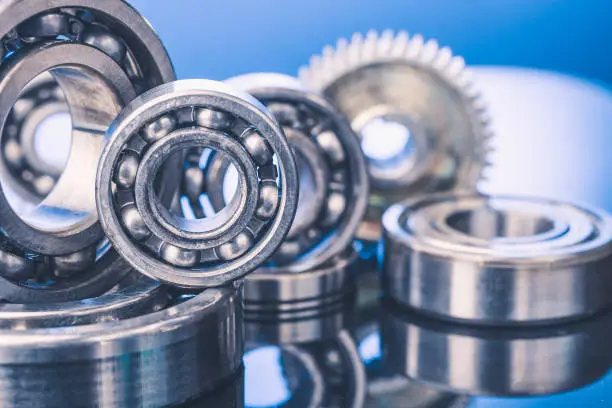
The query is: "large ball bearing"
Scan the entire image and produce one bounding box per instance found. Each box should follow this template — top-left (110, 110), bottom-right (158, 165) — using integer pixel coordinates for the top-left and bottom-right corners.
top-left (199, 73), bottom-right (369, 272)
top-left (0, 278), bottom-right (243, 407)
top-left (0, 0), bottom-right (176, 302)
top-left (96, 79), bottom-right (299, 288)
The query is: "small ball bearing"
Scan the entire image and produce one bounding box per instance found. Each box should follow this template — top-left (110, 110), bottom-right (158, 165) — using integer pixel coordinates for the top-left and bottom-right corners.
top-left (196, 73), bottom-right (368, 272)
top-left (382, 194), bottom-right (612, 325)
top-left (0, 0), bottom-right (176, 302)
top-left (97, 79), bottom-right (299, 288)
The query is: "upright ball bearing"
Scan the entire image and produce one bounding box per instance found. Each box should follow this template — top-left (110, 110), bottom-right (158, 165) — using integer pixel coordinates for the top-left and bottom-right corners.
top-left (97, 79), bottom-right (299, 288)
top-left (0, 0), bottom-right (176, 302)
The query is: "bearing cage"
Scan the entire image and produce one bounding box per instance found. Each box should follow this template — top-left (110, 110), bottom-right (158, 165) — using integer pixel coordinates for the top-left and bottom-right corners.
top-left (97, 79), bottom-right (299, 288)
top-left (0, 0), bottom-right (176, 302)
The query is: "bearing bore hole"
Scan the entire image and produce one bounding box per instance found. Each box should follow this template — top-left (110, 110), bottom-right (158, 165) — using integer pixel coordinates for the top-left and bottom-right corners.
top-left (245, 346), bottom-right (317, 408)
top-left (446, 208), bottom-right (556, 240)
top-left (33, 111), bottom-right (72, 175)
top-left (360, 116), bottom-right (415, 166)
top-left (172, 147), bottom-right (244, 232)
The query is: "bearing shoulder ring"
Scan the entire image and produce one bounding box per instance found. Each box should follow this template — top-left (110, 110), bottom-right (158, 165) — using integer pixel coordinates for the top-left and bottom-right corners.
top-left (0, 0), bottom-right (176, 302)
top-left (97, 79), bottom-right (299, 288)
top-left (0, 282), bottom-right (243, 408)
top-left (382, 194), bottom-right (612, 325)
top-left (190, 72), bottom-right (368, 272)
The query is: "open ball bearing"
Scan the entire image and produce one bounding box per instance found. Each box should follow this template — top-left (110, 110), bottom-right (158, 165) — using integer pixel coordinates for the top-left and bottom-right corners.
top-left (213, 73), bottom-right (368, 271)
top-left (0, 280), bottom-right (243, 408)
top-left (97, 79), bottom-right (299, 288)
top-left (382, 194), bottom-right (612, 325)
top-left (0, 0), bottom-right (176, 302)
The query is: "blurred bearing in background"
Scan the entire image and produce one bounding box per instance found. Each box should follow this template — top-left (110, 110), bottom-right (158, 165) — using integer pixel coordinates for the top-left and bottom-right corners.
top-left (382, 194), bottom-right (612, 325)
top-left (217, 73), bottom-right (368, 272)
top-left (0, 0), bottom-right (176, 302)
top-left (300, 30), bottom-right (492, 242)
top-left (97, 79), bottom-right (298, 288)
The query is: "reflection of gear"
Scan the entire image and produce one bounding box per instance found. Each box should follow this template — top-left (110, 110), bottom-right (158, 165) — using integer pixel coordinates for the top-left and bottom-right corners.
top-left (299, 30), bottom-right (493, 241)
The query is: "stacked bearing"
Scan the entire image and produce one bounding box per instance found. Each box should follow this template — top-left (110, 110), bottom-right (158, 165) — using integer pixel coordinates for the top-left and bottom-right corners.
top-left (381, 194), bottom-right (612, 395)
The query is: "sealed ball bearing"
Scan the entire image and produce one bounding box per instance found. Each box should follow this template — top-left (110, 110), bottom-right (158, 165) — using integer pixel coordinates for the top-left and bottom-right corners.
top-left (97, 79), bottom-right (299, 288)
top-left (300, 31), bottom-right (491, 241)
top-left (209, 73), bottom-right (368, 271)
top-left (0, 0), bottom-right (176, 302)
top-left (0, 280), bottom-right (243, 408)
top-left (381, 299), bottom-right (612, 396)
top-left (382, 194), bottom-right (612, 325)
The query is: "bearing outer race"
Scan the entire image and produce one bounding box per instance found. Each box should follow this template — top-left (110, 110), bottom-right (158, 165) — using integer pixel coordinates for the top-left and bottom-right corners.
top-left (382, 194), bottom-right (612, 325)
top-left (97, 79), bottom-right (298, 288)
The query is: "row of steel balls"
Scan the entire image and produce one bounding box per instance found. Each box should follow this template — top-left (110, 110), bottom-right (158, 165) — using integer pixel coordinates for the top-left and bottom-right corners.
top-left (1, 1), bottom-right (612, 407)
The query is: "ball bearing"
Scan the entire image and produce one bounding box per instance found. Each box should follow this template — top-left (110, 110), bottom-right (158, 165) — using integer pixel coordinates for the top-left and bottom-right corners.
top-left (97, 79), bottom-right (299, 288)
top-left (382, 194), bottom-right (612, 325)
top-left (0, 0), bottom-right (176, 302)
top-left (197, 72), bottom-right (368, 271)
top-left (0, 281), bottom-right (243, 407)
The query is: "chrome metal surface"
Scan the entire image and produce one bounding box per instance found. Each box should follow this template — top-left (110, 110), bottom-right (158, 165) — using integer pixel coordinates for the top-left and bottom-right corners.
top-left (245, 249), bottom-right (358, 344)
top-left (213, 73), bottom-right (368, 271)
top-left (0, 282), bottom-right (243, 407)
top-left (300, 31), bottom-right (491, 242)
top-left (0, 0), bottom-right (176, 302)
top-left (97, 79), bottom-right (298, 288)
top-left (381, 298), bottom-right (612, 396)
top-left (354, 261), bottom-right (471, 408)
top-left (382, 194), bottom-right (612, 324)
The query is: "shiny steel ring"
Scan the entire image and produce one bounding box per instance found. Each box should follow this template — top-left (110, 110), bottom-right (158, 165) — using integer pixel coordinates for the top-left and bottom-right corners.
top-left (0, 0), bottom-right (176, 302)
top-left (382, 194), bottom-right (612, 325)
top-left (193, 73), bottom-right (367, 272)
top-left (97, 79), bottom-right (299, 288)
top-left (244, 250), bottom-right (358, 344)
top-left (0, 283), bottom-right (243, 407)
top-left (381, 299), bottom-right (612, 396)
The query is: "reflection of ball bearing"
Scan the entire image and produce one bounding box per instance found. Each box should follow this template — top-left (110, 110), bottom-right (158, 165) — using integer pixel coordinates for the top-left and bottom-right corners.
top-left (1, 73), bottom-right (67, 198)
top-left (382, 194), bottom-right (612, 325)
top-left (0, 0), bottom-right (176, 302)
top-left (0, 279), bottom-right (243, 407)
top-left (97, 79), bottom-right (299, 288)
top-left (381, 299), bottom-right (612, 396)
top-left (185, 73), bottom-right (368, 272)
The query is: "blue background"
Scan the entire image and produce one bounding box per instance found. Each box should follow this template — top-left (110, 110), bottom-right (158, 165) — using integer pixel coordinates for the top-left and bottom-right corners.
top-left (130, 0), bottom-right (612, 86)
top-left (127, 1), bottom-right (612, 407)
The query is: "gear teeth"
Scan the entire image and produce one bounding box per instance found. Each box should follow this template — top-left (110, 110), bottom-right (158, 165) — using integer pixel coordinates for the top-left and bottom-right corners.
top-left (298, 30), bottom-right (494, 189)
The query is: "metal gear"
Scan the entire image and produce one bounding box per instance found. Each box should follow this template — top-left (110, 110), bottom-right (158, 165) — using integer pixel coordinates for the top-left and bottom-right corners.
top-left (0, 0), bottom-right (177, 303)
top-left (299, 30), bottom-right (492, 241)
